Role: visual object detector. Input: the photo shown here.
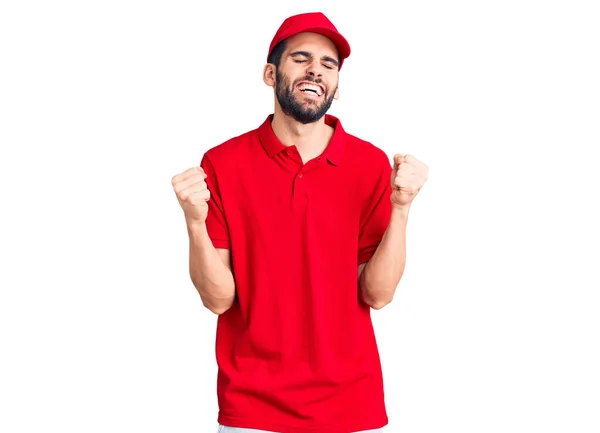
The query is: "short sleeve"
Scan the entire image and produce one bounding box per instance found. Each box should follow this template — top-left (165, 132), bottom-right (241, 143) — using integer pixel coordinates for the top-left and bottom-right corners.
top-left (357, 154), bottom-right (393, 265)
top-left (200, 153), bottom-right (230, 249)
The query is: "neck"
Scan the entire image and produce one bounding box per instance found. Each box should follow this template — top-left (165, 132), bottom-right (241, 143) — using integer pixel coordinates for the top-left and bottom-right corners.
top-left (270, 105), bottom-right (333, 156)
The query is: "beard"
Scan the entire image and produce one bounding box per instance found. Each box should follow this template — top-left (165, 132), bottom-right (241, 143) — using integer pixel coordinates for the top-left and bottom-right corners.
top-left (275, 70), bottom-right (336, 124)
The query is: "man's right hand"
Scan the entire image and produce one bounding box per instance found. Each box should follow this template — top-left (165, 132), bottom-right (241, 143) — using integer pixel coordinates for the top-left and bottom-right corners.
top-left (171, 166), bottom-right (211, 225)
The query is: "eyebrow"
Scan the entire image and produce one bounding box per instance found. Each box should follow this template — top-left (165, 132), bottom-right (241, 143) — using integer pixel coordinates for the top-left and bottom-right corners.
top-left (290, 51), bottom-right (339, 68)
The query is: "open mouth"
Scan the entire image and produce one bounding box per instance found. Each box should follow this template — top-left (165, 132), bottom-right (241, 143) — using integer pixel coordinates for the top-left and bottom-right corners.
top-left (296, 82), bottom-right (324, 97)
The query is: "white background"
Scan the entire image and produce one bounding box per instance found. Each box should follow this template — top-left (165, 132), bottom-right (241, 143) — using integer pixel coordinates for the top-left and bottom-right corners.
top-left (1, 0), bottom-right (599, 432)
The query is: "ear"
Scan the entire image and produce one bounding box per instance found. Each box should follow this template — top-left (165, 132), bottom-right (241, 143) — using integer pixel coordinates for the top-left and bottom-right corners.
top-left (263, 64), bottom-right (276, 87)
top-left (333, 87), bottom-right (340, 100)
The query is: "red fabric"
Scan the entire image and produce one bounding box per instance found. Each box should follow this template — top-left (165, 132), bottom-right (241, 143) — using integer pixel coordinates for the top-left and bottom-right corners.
top-left (267, 12), bottom-right (351, 69)
top-left (200, 114), bottom-right (392, 433)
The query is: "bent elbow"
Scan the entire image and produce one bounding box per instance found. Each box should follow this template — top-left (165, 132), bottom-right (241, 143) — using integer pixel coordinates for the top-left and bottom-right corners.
top-left (207, 304), bottom-right (231, 315)
top-left (370, 298), bottom-right (392, 310)
top-left (363, 291), bottom-right (394, 310)
top-left (201, 292), bottom-right (235, 315)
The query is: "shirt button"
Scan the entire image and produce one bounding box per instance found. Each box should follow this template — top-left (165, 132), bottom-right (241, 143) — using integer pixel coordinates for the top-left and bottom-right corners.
top-left (298, 173), bottom-right (303, 178)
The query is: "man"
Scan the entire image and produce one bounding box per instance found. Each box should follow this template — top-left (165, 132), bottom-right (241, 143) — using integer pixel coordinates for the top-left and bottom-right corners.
top-left (171, 12), bottom-right (428, 433)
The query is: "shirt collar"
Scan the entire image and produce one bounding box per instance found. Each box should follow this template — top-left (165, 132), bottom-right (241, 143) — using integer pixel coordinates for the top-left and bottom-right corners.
top-left (258, 113), bottom-right (345, 166)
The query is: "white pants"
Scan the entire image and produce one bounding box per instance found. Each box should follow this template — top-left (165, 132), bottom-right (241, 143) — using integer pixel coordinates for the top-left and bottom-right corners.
top-left (218, 425), bottom-right (383, 432)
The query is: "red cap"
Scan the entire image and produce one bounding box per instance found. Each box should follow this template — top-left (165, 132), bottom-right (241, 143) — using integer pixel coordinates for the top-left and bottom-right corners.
top-left (267, 12), bottom-right (351, 70)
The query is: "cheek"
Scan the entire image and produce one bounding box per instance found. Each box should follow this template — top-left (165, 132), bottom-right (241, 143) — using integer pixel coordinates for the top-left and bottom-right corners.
top-left (326, 74), bottom-right (338, 91)
top-left (284, 63), bottom-right (305, 78)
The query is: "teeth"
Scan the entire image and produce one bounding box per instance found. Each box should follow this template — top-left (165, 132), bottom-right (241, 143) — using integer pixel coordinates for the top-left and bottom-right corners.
top-left (298, 83), bottom-right (322, 96)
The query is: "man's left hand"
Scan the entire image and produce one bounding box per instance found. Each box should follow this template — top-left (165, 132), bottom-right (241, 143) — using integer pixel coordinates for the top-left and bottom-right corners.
top-left (390, 154), bottom-right (429, 208)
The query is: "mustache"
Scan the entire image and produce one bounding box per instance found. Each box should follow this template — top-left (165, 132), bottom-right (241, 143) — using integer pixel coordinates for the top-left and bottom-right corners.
top-left (294, 76), bottom-right (323, 85)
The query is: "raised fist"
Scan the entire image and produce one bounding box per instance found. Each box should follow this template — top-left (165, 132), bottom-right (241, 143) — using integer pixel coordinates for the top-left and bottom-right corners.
top-left (171, 166), bottom-right (211, 224)
top-left (390, 154), bottom-right (428, 208)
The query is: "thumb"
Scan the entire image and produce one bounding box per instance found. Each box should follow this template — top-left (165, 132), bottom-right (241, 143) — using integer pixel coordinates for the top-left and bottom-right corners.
top-left (197, 166), bottom-right (208, 179)
top-left (393, 154), bottom-right (405, 170)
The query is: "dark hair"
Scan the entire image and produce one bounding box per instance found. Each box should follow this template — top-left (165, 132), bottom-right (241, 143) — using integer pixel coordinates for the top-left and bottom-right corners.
top-left (267, 40), bottom-right (287, 69)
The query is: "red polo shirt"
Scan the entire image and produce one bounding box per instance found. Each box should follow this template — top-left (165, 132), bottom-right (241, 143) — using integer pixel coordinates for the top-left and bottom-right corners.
top-left (199, 114), bottom-right (393, 433)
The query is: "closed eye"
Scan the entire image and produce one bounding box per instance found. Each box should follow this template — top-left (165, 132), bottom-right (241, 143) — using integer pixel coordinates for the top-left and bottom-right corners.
top-left (294, 60), bottom-right (334, 70)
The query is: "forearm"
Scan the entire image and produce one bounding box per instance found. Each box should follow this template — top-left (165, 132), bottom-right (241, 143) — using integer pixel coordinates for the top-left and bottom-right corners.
top-left (187, 221), bottom-right (235, 314)
top-left (359, 205), bottom-right (409, 309)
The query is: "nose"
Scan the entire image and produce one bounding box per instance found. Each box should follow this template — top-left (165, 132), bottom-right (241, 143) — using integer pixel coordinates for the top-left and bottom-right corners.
top-left (307, 63), bottom-right (323, 78)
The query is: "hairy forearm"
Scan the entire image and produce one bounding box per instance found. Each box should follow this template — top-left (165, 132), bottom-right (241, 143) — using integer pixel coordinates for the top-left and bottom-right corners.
top-left (359, 205), bottom-right (409, 309)
top-left (187, 222), bottom-right (236, 314)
